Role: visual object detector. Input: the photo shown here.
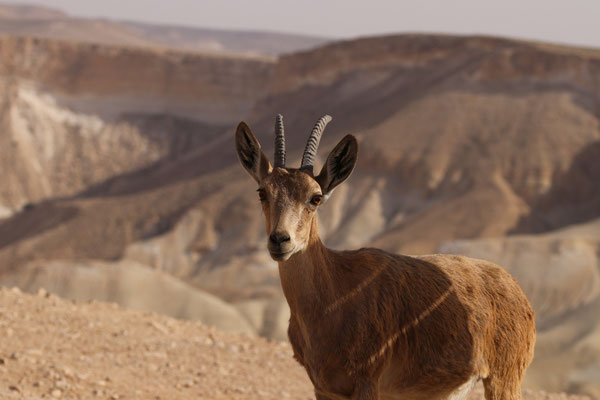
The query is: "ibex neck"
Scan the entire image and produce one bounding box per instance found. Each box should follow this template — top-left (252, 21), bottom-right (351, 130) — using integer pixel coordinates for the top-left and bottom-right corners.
top-left (277, 220), bottom-right (335, 315)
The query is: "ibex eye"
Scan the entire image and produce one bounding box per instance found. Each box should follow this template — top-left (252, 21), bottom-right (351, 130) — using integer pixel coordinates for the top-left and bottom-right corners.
top-left (310, 195), bottom-right (322, 206)
top-left (257, 189), bottom-right (267, 202)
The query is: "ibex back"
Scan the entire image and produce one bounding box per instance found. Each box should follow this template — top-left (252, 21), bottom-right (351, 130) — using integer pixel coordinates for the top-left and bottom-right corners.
top-left (235, 114), bottom-right (535, 400)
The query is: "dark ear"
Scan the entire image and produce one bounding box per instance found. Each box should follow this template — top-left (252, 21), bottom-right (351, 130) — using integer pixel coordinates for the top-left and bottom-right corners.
top-left (316, 135), bottom-right (358, 195)
top-left (235, 122), bottom-right (272, 183)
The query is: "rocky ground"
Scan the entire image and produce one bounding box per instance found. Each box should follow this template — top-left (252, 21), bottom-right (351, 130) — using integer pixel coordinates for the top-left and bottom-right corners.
top-left (0, 287), bottom-right (590, 400)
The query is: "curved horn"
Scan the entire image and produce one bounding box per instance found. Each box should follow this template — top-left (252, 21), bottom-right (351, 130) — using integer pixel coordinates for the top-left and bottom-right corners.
top-left (273, 114), bottom-right (286, 168)
top-left (300, 115), bottom-right (332, 172)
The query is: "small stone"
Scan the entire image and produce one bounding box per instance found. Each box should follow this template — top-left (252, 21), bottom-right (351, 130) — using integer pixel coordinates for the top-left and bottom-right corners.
top-left (10, 287), bottom-right (21, 294)
top-left (37, 288), bottom-right (48, 297)
top-left (8, 385), bottom-right (20, 392)
top-left (51, 388), bottom-right (62, 398)
top-left (27, 349), bottom-right (43, 357)
top-left (55, 379), bottom-right (68, 389)
top-left (150, 321), bottom-right (168, 334)
top-left (227, 344), bottom-right (240, 353)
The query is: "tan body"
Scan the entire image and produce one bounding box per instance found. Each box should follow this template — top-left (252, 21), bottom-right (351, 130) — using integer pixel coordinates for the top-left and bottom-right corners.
top-left (281, 220), bottom-right (535, 400)
top-left (235, 115), bottom-right (535, 400)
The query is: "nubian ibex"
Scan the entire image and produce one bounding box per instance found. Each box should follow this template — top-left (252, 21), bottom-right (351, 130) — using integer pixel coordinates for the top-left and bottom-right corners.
top-left (235, 114), bottom-right (535, 400)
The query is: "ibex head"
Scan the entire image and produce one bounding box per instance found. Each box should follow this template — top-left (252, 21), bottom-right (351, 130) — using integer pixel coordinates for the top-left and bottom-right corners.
top-left (235, 115), bottom-right (358, 261)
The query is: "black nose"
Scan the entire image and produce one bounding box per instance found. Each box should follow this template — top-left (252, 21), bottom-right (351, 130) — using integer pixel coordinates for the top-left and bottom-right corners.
top-left (269, 232), bottom-right (290, 245)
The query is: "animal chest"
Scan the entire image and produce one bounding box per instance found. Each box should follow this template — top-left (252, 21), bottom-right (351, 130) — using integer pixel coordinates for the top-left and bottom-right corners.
top-left (288, 313), bottom-right (371, 396)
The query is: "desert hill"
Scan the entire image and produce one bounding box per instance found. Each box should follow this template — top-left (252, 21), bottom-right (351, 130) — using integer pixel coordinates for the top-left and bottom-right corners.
top-left (0, 3), bottom-right (328, 56)
top-left (0, 287), bottom-right (591, 400)
top-left (254, 35), bottom-right (600, 253)
top-left (0, 32), bottom-right (599, 397)
top-left (2, 34), bottom-right (598, 281)
top-left (0, 35), bottom-right (273, 211)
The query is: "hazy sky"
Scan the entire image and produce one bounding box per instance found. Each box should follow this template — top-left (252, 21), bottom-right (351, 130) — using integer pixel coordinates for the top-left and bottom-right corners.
top-left (7, 0), bottom-right (600, 48)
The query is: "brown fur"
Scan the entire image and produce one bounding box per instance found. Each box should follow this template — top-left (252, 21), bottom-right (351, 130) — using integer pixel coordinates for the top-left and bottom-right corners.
top-left (235, 123), bottom-right (536, 400)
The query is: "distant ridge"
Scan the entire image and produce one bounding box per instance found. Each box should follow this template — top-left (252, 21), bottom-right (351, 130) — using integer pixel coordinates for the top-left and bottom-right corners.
top-left (0, 2), bottom-right (67, 18)
top-left (0, 3), bottom-right (329, 56)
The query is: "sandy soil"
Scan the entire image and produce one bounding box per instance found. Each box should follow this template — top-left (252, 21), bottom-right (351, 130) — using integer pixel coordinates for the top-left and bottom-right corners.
top-left (0, 287), bottom-right (590, 400)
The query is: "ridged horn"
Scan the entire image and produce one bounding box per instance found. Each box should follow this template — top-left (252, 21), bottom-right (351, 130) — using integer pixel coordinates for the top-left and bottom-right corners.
top-left (300, 115), bottom-right (332, 172)
top-left (274, 114), bottom-right (286, 168)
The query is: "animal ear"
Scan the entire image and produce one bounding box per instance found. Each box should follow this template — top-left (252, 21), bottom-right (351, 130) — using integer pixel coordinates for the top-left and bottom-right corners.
top-left (235, 121), bottom-right (272, 183)
top-left (316, 134), bottom-right (358, 195)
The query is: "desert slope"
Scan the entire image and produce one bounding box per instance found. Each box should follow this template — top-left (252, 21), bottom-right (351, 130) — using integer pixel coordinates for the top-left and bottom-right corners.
top-left (0, 36), bottom-right (274, 122)
top-left (4, 34), bottom-right (599, 274)
top-left (253, 34), bottom-right (600, 253)
top-left (0, 287), bottom-right (590, 400)
top-left (0, 35), bottom-right (273, 212)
